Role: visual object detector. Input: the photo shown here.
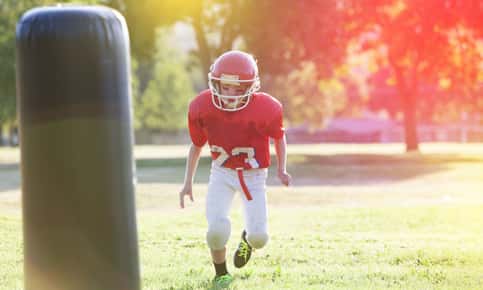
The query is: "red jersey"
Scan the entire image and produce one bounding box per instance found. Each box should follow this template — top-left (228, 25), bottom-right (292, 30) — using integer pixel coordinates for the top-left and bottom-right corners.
top-left (188, 90), bottom-right (284, 170)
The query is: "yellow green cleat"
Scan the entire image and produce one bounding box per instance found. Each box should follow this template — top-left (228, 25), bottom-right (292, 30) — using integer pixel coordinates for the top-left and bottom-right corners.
top-left (212, 273), bottom-right (234, 289)
top-left (234, 230), bottom-right (253, 268)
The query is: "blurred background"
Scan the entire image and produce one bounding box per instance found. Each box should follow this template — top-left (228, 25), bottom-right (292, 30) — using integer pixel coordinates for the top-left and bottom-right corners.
top-left (1, 0), bottom-right (482, 151)
top-left (1, 2), bottom-right (483, 289)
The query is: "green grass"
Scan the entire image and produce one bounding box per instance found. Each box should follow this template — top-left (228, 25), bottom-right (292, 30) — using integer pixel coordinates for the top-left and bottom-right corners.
top-left (1, 143), bottom-right (483, 289)
top-left (134, 206), bottom-right (483, 290)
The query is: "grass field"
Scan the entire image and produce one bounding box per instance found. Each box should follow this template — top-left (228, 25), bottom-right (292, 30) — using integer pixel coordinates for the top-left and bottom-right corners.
top-left (1, 143), bottom-right (483, 289)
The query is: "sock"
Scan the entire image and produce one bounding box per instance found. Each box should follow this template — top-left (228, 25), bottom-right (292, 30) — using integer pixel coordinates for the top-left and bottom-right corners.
top-left (214, 261), bottom-right (228, 276)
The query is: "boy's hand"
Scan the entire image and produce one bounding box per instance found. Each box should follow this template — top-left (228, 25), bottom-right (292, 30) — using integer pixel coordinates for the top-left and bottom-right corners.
top-left (179, 184), bottom-right (194, 208)
top-left (277, 170), bottom-right (292, 186)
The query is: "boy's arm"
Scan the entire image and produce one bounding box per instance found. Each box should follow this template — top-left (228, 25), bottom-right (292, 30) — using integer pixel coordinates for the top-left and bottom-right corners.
top-left (179, 143), bottom-right (203, 208)
top-left (273, 134), bottom-right (291, 186)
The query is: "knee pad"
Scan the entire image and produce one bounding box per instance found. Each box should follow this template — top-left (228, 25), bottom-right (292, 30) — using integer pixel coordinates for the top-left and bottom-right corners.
top-left (206, 218), bottom-right (231, 250)
top-left (246, 231), bottom-right (269, 249)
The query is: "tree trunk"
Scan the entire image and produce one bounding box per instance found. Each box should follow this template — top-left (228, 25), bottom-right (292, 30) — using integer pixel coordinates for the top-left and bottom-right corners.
top-left (192, 12), bottom-right (211, 86)
top-left (394, 67), bottom-right (419, 152)
top-left (217, 0), bottom-right (240, 56)
top-left (0, 123), bottom-right (3, 146)
top-left (136, 58), bottom-right (154, 98)
top-left (401, 92), bottom-right (419, 151)
top-left (9, 126), bottom-right (18, 147)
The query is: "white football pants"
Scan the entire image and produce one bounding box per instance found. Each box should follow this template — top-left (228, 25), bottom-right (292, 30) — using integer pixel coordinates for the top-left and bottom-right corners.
top-left (205, 163), bottom-right (269, 250)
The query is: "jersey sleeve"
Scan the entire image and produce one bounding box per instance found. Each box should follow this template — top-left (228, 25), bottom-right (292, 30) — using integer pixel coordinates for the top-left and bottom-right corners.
top-left (265, 102), bottom-right (285, 139)
top-left (188, 102), bottom-right (207, 146)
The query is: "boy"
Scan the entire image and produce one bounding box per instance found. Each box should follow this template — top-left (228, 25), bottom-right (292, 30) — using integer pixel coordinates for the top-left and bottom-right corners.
top-left (179, 50), bottom-right (291, 288)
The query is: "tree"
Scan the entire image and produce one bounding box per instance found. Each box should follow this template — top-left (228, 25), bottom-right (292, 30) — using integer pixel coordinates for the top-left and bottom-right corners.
top-left (104, 1), bottom-right (351, 127)
top-left (0, 0), bottom-right (194, 136)
top-left (238, 1), bottom-right (353, 126)
top-left (184, 0), bottom-right (351, 125)
top-left (239, 1), bottom-right (348, 79)
top-left (271, 63), bottom-right (348, 126)
top-left (104, 0), bottom-right (201, 94)
top-left (133, 29), bottom-right (195, 132)
top-left (344, 0), bottom-right (483, 151)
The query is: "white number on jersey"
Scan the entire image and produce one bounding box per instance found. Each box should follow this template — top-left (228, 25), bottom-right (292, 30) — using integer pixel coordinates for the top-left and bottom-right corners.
top-left (210, 145), bottom-right (259, 169)
top-left (210, 145), bottom-right (230, 166)
top-left (232, 147), bottom-right (259, 168)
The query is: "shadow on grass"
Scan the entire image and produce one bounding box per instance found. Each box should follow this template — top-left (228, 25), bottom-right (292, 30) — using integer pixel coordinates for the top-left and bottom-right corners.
top-left (1, 153), bottom-right (480, 192)
top-left (283, 153), bottom-right (482, 185)
top-left (135, 153), bottom-right (483, 186)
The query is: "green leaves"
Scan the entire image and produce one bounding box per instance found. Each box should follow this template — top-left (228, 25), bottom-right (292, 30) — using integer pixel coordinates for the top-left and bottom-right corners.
top-left (133, 29), bottom-right (195, 132)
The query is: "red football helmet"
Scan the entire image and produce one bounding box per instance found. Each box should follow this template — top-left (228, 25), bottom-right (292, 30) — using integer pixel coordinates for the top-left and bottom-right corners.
top-left (208, 50), bottom-right (260, 111)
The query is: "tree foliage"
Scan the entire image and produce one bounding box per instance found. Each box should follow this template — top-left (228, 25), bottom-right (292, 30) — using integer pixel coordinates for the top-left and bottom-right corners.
top-left (239, 1), bottom-right (348, 79)
top-left (110, 1), bottom-right (350, 125)
top-left (271, 63), bottom-right (348, 127)
top-left (133, 29), bottom-right (195, 132)
top-left (3, 0), bottom-right (481, 138)
top-left (344, 0), bottom-right (483, 150)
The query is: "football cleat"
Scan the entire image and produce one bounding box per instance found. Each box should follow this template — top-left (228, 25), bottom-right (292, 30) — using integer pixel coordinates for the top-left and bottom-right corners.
top-left (233, 230), bottom-right (253, 268)
top-left (212, 273), bottom-right (234, 289)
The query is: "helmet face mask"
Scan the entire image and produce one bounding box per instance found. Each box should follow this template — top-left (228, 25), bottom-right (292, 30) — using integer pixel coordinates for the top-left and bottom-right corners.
top-left (208, 51), bottom-right (260, 111)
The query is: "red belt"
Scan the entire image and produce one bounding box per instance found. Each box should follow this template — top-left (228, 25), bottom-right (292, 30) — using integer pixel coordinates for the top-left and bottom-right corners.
top-left (236, 168), bottom-right (252, 201)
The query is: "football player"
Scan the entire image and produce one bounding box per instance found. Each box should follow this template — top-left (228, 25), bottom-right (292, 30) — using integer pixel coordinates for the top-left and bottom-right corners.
top-left (179, 50), bottom-right (291, 287)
